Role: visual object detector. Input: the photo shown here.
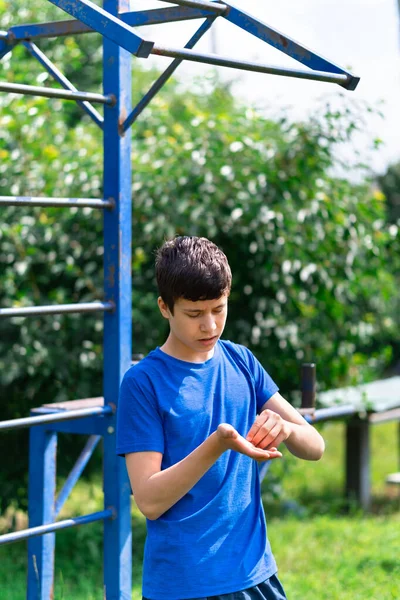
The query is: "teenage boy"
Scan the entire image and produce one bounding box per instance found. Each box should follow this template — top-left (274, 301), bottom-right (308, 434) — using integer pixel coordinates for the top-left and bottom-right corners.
top-left (116, 236), bottom-right (325, 600)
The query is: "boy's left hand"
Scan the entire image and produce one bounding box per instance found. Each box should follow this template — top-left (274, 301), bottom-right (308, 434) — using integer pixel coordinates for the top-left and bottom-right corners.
top-left (246, 409), bottom-right (292, 451)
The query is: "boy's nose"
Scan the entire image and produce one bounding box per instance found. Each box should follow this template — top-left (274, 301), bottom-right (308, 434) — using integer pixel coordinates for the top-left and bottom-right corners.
top-left (200, 317), bottom-right (217, 333)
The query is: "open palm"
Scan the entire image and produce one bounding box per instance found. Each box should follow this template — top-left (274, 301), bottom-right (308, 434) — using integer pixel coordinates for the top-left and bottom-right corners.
top-left (217, 423), bottom-right (282, 462)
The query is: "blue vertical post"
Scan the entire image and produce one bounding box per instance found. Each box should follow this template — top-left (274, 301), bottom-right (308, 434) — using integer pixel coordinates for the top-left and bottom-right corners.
top-left (27, 426), bottom-right (57, 600)
top-left (102, 0), bottom-right (133, 598)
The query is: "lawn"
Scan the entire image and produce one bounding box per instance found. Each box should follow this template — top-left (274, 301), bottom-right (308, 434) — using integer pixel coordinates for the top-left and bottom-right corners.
top-left (0, 421), bottom-right (399, 599)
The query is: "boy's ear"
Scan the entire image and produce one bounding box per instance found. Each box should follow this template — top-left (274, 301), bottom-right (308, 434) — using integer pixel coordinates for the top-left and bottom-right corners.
top-left (157, 296), bottom-right (170, 319)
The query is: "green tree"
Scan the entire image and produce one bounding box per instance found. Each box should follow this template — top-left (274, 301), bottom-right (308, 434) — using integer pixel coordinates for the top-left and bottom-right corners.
top-left (0, 2), bottom-right (399, 508)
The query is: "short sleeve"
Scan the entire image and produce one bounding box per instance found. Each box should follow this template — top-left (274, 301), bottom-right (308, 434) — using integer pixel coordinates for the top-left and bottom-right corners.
top-left (241, 347), bottom-right (279, 413)
top-left (116, 369), bottom-right (164, 456)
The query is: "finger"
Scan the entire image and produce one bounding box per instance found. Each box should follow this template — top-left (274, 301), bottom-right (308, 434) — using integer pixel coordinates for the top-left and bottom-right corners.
top-left (264, 432), bottom-right (287, 451)
top-left (246, 420), bottom-right (263, 443)
top-left (255, 449), bottom-right (282, 463)
top-left (246, 411), bottom-right (273, 443)
top-left (254, 423), bottom-right (282, 449)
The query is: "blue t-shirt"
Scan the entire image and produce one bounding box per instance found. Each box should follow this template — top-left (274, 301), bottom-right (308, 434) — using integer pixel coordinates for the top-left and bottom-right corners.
top-left (116, 340), bottom-right (279, 600)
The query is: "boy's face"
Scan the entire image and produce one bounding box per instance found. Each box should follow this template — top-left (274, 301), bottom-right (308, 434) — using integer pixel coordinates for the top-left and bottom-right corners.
top-left (158, 293), bottom-right (228, 362)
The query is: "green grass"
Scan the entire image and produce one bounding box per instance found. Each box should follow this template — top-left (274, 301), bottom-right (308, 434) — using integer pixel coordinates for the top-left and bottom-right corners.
top-left (1, 422), bottom-right (399, 599)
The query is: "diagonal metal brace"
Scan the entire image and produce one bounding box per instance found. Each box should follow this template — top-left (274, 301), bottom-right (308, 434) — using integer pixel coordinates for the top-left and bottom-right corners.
top-left (223, 1), bottom-right (359, 90)
top-left (22, 41), bottom-right (103, 128)
top-left (47, 0), bottom-right (154, 57)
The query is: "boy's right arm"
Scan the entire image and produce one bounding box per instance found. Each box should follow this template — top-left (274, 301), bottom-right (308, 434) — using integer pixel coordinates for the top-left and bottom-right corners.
top-left (126, 424), bottom-right (281, 521)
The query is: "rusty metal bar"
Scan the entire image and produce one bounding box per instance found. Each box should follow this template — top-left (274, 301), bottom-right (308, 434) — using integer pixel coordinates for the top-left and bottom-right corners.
top-left (0, 81), bottom-right (114, 103)
top-left (150, 45), bottom-right (352, 87)
top-left (0, 301), bottom-right (114, 318)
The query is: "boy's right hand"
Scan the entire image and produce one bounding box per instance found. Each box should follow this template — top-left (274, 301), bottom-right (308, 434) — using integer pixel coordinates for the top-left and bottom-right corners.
top-left (216, 423), bottom-right (282, 462)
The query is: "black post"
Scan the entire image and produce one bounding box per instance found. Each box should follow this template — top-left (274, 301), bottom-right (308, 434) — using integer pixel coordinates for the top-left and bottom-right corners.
top-left (301, 363), bottom-right (316, 413)
top-left (345, 418), bottom-right (370, 511)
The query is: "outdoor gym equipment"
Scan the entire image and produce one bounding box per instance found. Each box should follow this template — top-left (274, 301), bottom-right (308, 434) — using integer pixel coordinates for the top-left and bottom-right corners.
top-left (0, 2), bottom-right (359, 598)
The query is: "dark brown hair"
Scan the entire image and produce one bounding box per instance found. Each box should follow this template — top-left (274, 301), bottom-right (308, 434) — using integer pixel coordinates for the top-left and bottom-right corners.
top-left (155, 236), bottom-right (232, 313)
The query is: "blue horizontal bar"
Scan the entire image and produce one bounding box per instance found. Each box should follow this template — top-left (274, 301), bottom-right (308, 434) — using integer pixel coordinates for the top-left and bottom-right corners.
top-left (223, 2), bottom-right (359, 90)
top-left (123, 6), bottom-right (212, 27)
top-left (55, 435), bottom-right (101, 517)
top-left (47, 0), bottom-right (153, 57)
top-left (0, 406), bottom-right (112, 432)
top-left (45, 414), bottom-right (111, 436)
top-left (151, 45), bottom-right (351, 86)
top-left (0, 509), bottom-right (113, 546)
top-left (123, 16), bottom-right (216, 132)
top-left (5, 8), bottom-right (212, 44)
top-left (0, 301), bottom-right (114, 318)
top-left (23, 41), bottom-right (103, 128)
top-left (0, 80), bottom-right (114, 103)
top-left (0, 196), bottom-right (114, 208)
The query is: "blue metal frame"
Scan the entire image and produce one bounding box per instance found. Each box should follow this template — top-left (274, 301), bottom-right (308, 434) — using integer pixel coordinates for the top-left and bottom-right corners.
top-left (47, 0), bottom-right (154, 57)
top-left (0, 1), bottom-right (361, 598)
top-left (102, 2), bottom-right (133, 596)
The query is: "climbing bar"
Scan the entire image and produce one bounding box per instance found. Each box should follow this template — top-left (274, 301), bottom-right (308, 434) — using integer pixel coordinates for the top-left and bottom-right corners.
top-left (159, 0), bottom-right (228, 15)
top-left (0, 81), bottom-right (114, 104)
top-left (23, 41), bottom-right (103, 128)
top-left (0, 406), bottom-right (112, 433)
top-left (0, 196), bottom-right (114, 209)
top-left (55, 435), bottom-right (101, 517)
top-left (222, 2), bottom-right (359, 90)
top-left (0, 301), bottom-right (114, 318)
top-left (0, 509), bottom-right (113, 546)
top-left (303, 405), bottom-right (357, 424)
top-left (150, 46), bottom-right (352, 87)
top-left (47, 0), bottom-right (154, 58)
top-left (4, 7), bottom-right (210, 44)
top-left (122, 16), bottom-right (216, 132)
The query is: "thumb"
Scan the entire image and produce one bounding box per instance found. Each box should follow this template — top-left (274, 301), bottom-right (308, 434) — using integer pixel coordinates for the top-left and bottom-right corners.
top-left (217, 423), bottom-right (238, 440)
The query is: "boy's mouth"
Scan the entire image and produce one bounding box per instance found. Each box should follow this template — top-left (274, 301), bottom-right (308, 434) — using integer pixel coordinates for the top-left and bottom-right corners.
top-left (198, 335), bottom-right (218, 344)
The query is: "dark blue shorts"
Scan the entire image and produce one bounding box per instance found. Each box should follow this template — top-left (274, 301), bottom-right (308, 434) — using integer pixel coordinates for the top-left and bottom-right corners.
top-left (143, 573), bottom-right (287, 600)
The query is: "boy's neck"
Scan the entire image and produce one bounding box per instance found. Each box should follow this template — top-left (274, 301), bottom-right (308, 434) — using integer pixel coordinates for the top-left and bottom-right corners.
top-left (160, 335), bottom-right (215, 364)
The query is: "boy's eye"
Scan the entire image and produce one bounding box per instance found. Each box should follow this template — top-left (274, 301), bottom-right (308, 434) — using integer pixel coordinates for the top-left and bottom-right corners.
top-left (187, 313), bottom-right (200, 318)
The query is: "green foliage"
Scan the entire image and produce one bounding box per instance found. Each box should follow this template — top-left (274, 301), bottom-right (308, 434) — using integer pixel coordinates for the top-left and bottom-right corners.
top-left (0, 3), bottom-right (399, 509)
top-left (377, 161), bottom-right (400, 223)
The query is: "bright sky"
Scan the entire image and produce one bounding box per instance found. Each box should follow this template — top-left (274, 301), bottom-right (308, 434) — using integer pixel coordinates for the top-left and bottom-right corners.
top-left (132, 0), bottom-right (400, 174)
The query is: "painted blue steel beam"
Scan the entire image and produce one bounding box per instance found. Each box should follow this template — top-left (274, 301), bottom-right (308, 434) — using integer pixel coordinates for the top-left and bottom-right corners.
top-left (0, 195), bottom-right (114, 208)
top-left (0, 301), bottom-right (114, 318)
top-left (0, 80), bottom-right (114, 103)
top-left (123, 16), bottom-right (216, 132)
top-left (0, 406), bottom-right (112, 432)
top-left (47, 0), bottom-right (153, 57)
top-left (4, 509), bottom-right (113, 547)
top-left (23, 41), bottom-right (103, 128)
top-left (102, 0), bottom-right (133, 596)
top-left (123, 6), bottom-right (213, 26)
top-left (151, 45), bottom-right (353, 88)
top-left (27, 427), bottom-right (57, 599)
top-left (55, 435), bottom-right (101, 517)
top-left (223, 1), bottom-right (359, 90)
top-left (0, 38), bottom-right (12, 60)
top-left (5, 7), bottom-right (212, 43)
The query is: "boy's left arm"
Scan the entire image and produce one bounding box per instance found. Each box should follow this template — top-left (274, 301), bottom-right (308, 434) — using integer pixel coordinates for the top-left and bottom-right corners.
top-left (246, 392), bottom-right (325, 461)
